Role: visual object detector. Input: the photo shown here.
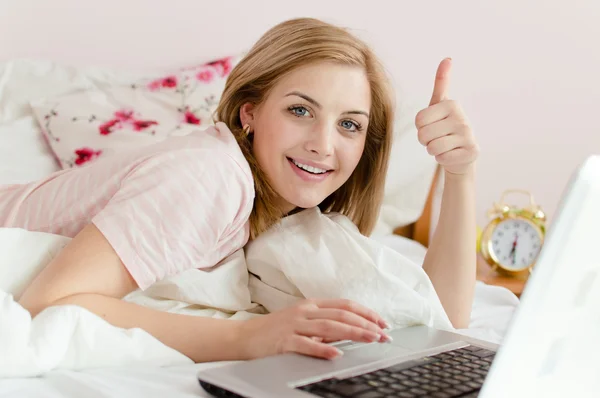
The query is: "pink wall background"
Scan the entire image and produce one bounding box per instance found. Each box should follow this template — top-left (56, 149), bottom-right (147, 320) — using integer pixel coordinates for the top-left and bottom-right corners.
top-left (1, 0), bottom-right (599, 227)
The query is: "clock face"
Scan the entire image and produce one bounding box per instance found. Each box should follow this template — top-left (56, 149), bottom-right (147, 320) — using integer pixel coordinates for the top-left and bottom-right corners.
top-left (489, 218), bottom-right (543, 270)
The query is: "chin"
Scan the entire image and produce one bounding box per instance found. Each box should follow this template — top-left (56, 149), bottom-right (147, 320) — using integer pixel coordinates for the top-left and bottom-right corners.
top-left (284, 192), bottom-right (329, 211)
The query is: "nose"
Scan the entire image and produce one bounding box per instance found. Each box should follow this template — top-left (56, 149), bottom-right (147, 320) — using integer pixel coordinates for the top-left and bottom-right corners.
top-left (304, 122), bottom-right (334, 156)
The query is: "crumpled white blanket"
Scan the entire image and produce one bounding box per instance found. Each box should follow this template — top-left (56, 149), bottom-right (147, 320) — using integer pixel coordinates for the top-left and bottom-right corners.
top-left (245, 208), bottom-right (453, 331)
top-left (0, 208), bottom-right (515, 378)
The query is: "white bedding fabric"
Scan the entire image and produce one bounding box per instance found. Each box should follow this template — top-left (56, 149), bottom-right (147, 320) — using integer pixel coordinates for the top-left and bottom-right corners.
top-left (0, 58), bottom-right (519, 397)
top-left (0, 207), bottom-right (457, 378)
top-left (0, 224), bottom-right (518, 397)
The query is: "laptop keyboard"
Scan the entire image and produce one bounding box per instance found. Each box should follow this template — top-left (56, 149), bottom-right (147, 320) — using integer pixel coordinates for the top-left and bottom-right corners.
top-left (296, 345), bottom-right (495, 398)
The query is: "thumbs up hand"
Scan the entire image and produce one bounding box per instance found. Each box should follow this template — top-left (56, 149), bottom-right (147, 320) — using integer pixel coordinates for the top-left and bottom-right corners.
top-left (415, 58), bottom-right (479, 176)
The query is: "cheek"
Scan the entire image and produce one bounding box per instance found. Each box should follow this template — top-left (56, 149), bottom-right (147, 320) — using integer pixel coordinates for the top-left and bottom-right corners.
top-left (252, 113), bottom-right (293, 165)
top-left (254, 114), bottom-right (299, 153)
top-left (340, 138), bottom-right (366, 173)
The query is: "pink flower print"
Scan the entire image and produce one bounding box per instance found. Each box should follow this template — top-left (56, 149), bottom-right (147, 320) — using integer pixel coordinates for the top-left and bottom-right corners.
top-left (196, 69), bottom-right (214, 83)
top-left (132, 119), bottom-right (159, 131)
top-left (148, 75), bottom-right (178, 90)
top-left (99, 119), bottom-right (120, 135)
top-left (184, 111), bottom-right (201, 125)
top-left (114, 109), bottom-right (134, 121)
top-left (162, 76), bottom-right (177, 87)
top-left (207, 57), bottom-right (233, 77)
top-left (74, 147), bottom-right (102, 165)
top-left (148, 80), bottom-right (161, 90)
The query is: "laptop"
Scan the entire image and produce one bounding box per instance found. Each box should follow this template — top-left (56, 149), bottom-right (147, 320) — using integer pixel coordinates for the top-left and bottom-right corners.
top-left (197, 155), bottom-right (600, 398)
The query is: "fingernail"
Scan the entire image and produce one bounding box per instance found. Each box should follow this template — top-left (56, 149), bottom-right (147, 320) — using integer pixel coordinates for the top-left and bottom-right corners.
top-left (378, 334), bottom-right (393, 343)
top-left (336, 348), bottom-right (344, 356)
top-left (382, 320), bottom-right (391, 329)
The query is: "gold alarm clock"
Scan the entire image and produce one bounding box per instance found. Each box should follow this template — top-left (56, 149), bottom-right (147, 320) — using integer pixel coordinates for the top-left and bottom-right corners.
top-left (480, 190), bottom-right (546, 279)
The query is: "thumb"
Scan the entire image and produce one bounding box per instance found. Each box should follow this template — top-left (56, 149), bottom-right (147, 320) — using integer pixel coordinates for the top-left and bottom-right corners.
top-left (429, 57), bottom-right (452, 106)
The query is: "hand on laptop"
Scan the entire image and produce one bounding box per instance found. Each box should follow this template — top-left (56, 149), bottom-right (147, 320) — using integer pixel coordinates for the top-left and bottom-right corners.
top-left (236, 298), bottom-right (392, 360)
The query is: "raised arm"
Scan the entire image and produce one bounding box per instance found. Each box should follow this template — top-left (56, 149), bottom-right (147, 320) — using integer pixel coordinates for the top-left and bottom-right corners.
top-left (415, 58), bottom-right (479, 328)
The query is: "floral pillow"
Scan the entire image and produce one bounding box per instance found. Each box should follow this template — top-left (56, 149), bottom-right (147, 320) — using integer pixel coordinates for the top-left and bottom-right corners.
top-left (30, 55), bottom-right (241, 168)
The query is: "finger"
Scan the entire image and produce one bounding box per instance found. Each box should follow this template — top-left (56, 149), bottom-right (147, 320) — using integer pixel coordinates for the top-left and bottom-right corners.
top-left (435, 147), bottom-right (478, 165)
top-left (417, 117), bottom-right (456, 145)
top-left (287, 335), bottom-right (343, 360)
top-left (313, 298), bottom-right (388, 329)
top-left (415, 101), bottom-right (455, 129)
top-left (308, 308), bottom-right (386, 335)
top-left (426, 134), bottom-right (465, 157)
top-left (298, 318), bottom-right (384, 344)
top-left (429, 57), bottom-right (452, 106)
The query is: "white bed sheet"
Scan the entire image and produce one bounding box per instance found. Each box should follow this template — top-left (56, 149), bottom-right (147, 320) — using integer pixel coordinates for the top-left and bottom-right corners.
top-left (0, 362), bottom-right (230, 398)
top-left (0, 58), bottom-right (519, 398)
top-left (0, 233), bottom-right (518, 398)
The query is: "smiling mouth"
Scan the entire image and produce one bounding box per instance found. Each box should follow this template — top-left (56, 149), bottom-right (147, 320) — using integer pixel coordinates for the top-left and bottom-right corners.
top-left (287, 157), bottom-right (333, 175)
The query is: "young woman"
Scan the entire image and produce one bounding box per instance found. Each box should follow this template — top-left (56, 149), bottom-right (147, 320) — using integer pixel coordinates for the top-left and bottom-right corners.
top-left (1, 18), bottom-right (479, 363)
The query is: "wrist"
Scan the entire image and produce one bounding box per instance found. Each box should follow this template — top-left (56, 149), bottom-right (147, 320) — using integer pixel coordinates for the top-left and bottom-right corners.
top-left (230, 318), bottom-right (254, 360)
top-left (444, 164), bottom-right (476, 183)
top-left (189, 317), bottom-right (248, 362)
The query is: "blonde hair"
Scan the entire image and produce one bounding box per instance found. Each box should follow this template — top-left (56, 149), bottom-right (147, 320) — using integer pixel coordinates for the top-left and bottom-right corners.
top-left (215, 17), bottom-right (395, 239)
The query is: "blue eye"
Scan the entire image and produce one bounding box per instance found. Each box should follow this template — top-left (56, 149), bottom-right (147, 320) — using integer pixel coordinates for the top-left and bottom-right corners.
top-left (289, 106), bottom-right (311, 117)
top-left (340, 119), bottom-right (361, 132)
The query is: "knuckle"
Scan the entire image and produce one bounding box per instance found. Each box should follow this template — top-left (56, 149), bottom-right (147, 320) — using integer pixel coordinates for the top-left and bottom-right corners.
top-left (337, 310), bottom-right (353, 324)
top-left (301, 298), bottom-right (315, 306)
top-left (318, 320), bottom-right (336, 334)
top-left (278, 335), bottom-right (295, 354)
top-left (415, 109), bottom-right (426, 127)
top-left (340, 298), bottom-right (354, 310)
top-left (457, 121), bottom-right (471, 132)
top-left (358, 326), bottom-right (373, 336)
top-left (448, 99), bottom-right (460, 110)
top-left (426, 144), bottom-right (435, 155)
top-left (293, 305), bottom-right (308, 318)
top-left (417, 129), bottom-right (428, 145)
top-left (301, 298), bottom-right (318, 308)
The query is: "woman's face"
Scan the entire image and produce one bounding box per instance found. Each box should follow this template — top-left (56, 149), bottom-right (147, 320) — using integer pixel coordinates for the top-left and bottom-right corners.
top-left (240, 61), bottom-right (371, 213)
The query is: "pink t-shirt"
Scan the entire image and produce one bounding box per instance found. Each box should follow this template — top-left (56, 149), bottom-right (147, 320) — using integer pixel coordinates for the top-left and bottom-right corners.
top-left (0, 122), bottom-right (254, 290)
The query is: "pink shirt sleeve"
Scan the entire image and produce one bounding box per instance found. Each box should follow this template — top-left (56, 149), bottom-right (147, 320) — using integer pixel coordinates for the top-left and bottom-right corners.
top-left (92, 147), bottom-right (253, 290)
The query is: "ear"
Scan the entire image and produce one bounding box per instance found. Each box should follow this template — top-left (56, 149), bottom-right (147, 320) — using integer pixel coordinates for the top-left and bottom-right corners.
top-left (239, 102), bottom-right (256, 127)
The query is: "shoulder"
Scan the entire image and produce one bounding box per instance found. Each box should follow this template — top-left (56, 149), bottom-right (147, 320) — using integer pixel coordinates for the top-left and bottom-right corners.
top-left (146, 122), bottom-right (251, 182)
top-left (124, 123), bottom-right (252, 190)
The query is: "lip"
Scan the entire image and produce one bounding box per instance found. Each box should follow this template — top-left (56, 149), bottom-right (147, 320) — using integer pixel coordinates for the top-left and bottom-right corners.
top-left (287, 158), bottom-right (333, 182)
top-left (287, 157), bottom-right (334, 171)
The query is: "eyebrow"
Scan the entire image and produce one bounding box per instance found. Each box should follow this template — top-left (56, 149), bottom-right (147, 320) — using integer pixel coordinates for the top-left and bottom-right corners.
top-left (285, 91), bottom-right (370, 118)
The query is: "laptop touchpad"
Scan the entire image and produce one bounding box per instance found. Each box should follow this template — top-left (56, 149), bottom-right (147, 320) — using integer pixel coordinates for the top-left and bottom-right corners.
top-left (340, 341), bottom-right (411, 359)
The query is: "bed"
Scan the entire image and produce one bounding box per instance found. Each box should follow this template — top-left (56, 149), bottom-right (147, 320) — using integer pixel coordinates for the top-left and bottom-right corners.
top-left (0, 57), bottom-right (519, 398)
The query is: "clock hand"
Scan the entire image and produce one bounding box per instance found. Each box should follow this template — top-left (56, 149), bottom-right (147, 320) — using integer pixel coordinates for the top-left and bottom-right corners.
top-left (510, 234), bottom-right (518, 265)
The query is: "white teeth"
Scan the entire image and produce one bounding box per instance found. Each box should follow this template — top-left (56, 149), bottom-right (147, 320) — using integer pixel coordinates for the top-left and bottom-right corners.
top-left (292, 159), bottom-right (328, 174)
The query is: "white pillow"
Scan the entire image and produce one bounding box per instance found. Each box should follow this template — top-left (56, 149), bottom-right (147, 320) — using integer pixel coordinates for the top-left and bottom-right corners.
top-left (0, 59), bottom-right (141, 125)
top-left (374, 100), bottom-right (438, 237)
top-left (0, 116), bottom-right (60, 184)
